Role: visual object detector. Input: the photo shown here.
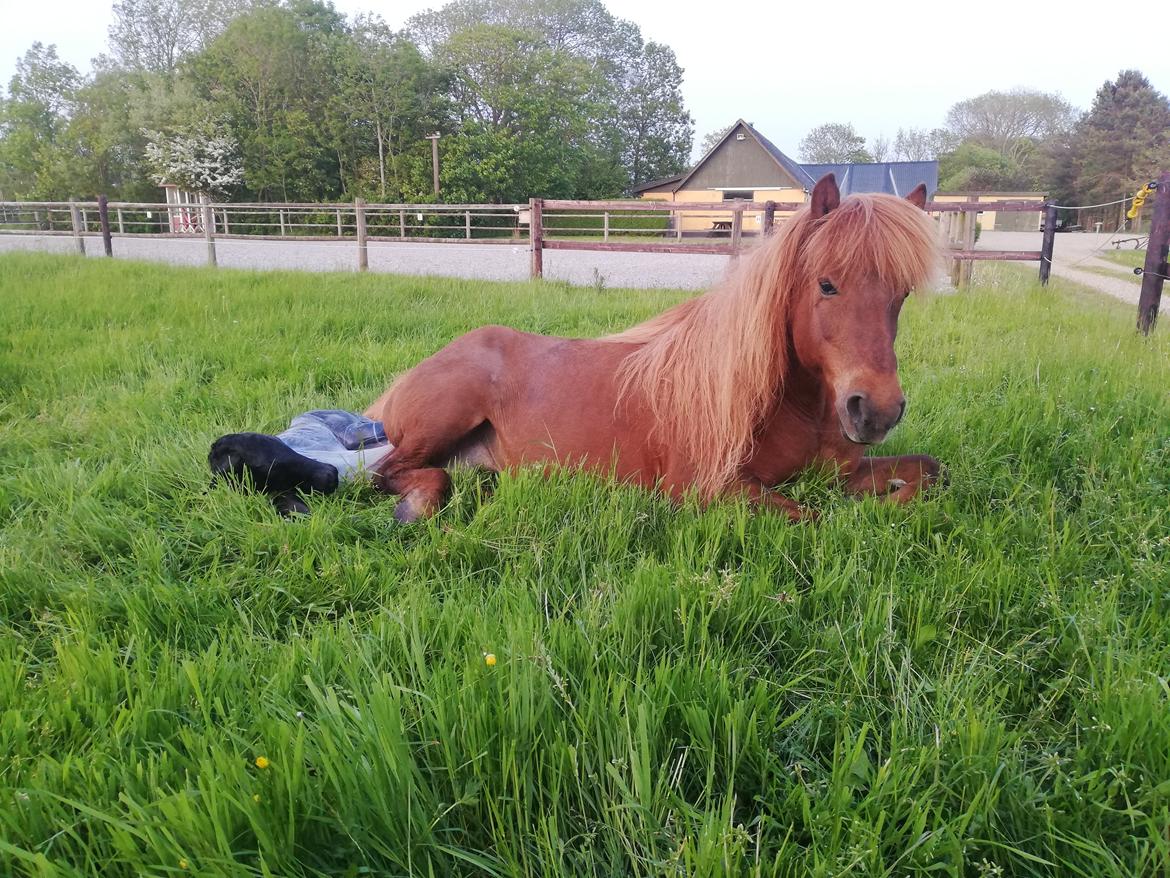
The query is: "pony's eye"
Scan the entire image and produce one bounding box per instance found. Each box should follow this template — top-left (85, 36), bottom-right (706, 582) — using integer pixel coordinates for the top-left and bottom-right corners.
top-left (818, 279), bottom-right (838, 296)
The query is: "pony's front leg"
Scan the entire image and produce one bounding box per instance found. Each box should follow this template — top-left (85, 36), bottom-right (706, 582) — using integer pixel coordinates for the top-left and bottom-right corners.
top-left (733, 479), bottom-right (816, 522)
top-left (844, 454), bottom-right (942, 504)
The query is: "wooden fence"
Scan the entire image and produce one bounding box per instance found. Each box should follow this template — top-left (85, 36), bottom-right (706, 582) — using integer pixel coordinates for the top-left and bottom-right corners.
top-left (9, 191), bottom-right (1165, 331)
top-left (530, 197), bottom-right (1058, 289)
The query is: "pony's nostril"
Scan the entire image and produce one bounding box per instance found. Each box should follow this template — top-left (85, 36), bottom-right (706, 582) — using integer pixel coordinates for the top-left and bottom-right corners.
top-left (846, 393), bottom-right (866, 425)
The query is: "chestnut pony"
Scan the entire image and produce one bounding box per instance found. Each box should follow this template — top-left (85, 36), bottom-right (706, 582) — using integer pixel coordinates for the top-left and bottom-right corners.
top-left (365, 173), bottom-right (942, 522)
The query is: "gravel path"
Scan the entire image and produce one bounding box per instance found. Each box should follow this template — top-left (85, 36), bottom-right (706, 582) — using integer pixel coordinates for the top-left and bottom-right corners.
top-left (0, 233), bottom-right (731, 290)
top-left (1, 230), bottom-right (1150, 302)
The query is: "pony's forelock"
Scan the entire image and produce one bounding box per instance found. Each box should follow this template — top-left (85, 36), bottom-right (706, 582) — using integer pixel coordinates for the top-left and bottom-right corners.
top-left (607, 193), bottom-right (939, 498)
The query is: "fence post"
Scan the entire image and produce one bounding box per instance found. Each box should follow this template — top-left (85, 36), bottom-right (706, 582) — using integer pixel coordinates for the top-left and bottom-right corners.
top-left (763, 201), bottom-right (776, 236)
top-left (278, 209), bottom-right (286, 237)
top-left (676, 208), bottom-right (683, 241)
top-left (1039, 202), bottom-right (1057, 286)
top-left (98, 195), bottom-right (113, 257)
top-left (959, 209), bottom-right (975, 289)
top-left (68, 201), bottom-right (85, 255)
top-left (336, 209), bottom-right (343, 237)
top-left (603, 211), bottom-right (609, 242)
top-left (465, 210), bottom-right (471, 239)
top-left (221, 210), bottom-right (230, 236)
top-left (98, 196), bottom-right (112, 257)
top-left (1137, 172), bottom-right (1170, 335)
top-left (200, 194), bottom-right (216, 267)
top-left (399, 209), bottom-right (406, 238)
top-left (529, 197), bottom-right (543, 280)
top-left (730, 203), bottom-right (744, 255)
top-left (116, 208), bottom-right (124, 234)
top-left (355, 198), bottom-right (368, 271)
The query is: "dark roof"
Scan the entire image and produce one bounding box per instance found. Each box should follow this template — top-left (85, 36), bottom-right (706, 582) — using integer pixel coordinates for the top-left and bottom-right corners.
top-left (631, 118), bottom-right (938, 198)
top-left (630, 172), bottom-right (687, 194)
top-left (800, 161), bottom-right (938, 197)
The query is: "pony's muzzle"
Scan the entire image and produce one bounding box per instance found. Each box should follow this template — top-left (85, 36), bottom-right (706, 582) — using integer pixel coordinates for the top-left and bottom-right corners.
top-left (839, 392), bottom-right (906, 445)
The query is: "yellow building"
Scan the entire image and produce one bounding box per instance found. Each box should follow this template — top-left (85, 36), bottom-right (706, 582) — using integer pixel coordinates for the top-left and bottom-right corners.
top-left (633, 119), bottom-right (939, 235)
top-left (931, 192), bottom-right (1047, 231)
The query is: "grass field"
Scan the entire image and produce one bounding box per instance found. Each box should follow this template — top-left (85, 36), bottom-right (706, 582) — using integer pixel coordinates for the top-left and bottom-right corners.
top-left (1, 253), bottom-right (1169, 877)
top-left (1100, 248), bottom-right (1147, 270)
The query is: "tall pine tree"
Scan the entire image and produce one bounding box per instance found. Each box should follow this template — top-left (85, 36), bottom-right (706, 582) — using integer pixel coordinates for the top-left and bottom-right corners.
top-left (1068, 70), bottom-right (1170, 205)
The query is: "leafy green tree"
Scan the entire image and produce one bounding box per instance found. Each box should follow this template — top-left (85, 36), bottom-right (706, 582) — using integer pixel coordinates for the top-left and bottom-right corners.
top-left (946, 89), bottom-right (1076, 165)
top-left (938, 142), bottom-right (1027, 191)
top-left (614, 42), bottom-right (692, 188)
top-left (0, 43), bottom-right (79, 198)
top-left (1065, 70), bottom-right (1170, 205)
top-left (799, 123), bottom-right (872, 163)
top-left (336, 16), bottom-right (447, 199)
top-left (408, 0), bottom-right (692, 196)
top-left (188, 1), bottom-right (348, 200)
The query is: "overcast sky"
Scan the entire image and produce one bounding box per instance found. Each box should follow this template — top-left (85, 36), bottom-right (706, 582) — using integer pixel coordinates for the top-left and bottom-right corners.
top-left (3, 0), bottom-right (1167, 158)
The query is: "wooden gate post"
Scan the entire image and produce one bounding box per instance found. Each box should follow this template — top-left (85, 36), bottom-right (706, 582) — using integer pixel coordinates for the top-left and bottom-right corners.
top-left (465, 210), bottom-right (471, 239)
top-left (98, 195), bottom-right (113, 257)
top-left (730, 203), bottom-right (744, 255)
top-left (355, 198), bottom-right (368, 271)
top-left (68, 201), bottom-right (85, 255)
top-left (1039, 203), bottom-right (1058, 285)
top-left (529, 198), bottom-right (544, 279)
top-left (199, 194), bottom-right (216, 267)
top-left (1137, 172), bottom-right (1170, 335)
top-left (763, 201), bottom-right (776, 236)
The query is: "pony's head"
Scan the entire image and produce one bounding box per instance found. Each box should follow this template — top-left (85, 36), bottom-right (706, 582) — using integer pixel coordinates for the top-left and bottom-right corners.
top-left (787, 174), bottom-right (938, 445)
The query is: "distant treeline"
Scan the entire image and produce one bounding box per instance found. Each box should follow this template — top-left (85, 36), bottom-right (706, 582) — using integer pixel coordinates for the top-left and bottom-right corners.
top-left (0, 0), bottom-right (695, 204)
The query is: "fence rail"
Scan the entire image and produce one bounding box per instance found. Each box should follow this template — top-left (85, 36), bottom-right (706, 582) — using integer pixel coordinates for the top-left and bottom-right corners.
top-left (0, 194), bottom-right (1062, 293)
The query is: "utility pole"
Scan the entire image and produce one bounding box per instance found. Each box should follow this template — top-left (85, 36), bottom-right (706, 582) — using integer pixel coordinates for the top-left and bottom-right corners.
top-left (426, 132), bottom-right (441, 197)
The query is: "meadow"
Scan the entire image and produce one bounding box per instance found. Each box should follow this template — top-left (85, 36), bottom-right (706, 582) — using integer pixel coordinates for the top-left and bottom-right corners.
top-left (1, 252), bottom-right (1168, 877)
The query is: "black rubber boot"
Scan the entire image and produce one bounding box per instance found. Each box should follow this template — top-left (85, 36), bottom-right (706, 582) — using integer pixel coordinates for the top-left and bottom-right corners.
top-left (209, 433), bottom-right (339, 515)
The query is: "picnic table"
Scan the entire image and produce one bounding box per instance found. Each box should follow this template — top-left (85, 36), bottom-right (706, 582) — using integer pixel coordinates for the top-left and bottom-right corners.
top-left (711, 220), bottom-right (733, 231)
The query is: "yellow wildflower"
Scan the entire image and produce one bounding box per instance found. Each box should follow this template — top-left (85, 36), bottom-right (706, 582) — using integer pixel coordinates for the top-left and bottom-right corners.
top-left (484, 653), bottom-right (497, 667)
top-left (254, 756), bottom-right (270, 770)
top-left (253, 794), bottom-right (261, 803)
top-left (179, 859), bottom-right (189, 870)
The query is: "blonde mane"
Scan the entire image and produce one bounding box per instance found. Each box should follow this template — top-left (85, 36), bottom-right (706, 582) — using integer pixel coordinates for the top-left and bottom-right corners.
top-left (607, 193), bottom-right (940, 498)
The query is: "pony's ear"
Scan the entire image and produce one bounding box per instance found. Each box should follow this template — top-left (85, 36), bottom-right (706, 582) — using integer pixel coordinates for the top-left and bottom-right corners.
top-left (906, 183), bottom-right (928, 210)
top-left (810, 173), bottom-right (840, 218)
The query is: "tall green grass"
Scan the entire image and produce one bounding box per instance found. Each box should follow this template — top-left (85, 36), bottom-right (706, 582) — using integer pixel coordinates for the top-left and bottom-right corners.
top-left (1, 253), bottom-right (1168, 877)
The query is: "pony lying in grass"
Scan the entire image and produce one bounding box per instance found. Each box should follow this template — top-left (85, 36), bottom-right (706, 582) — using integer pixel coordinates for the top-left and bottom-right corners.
top-left (211, 174), bottom-right (943, 520)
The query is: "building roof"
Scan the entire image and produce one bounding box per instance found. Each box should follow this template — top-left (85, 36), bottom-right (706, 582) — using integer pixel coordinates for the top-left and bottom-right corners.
top-left (631, 172), bottom-right (687, 194)
top-left (800, 160), bottom-right (938, 197)
top-left (632, 119), bottom-right (938, 198)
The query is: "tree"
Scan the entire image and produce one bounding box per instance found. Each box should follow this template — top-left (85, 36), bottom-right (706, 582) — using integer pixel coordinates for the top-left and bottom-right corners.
top-left (697, 124), bottom-right (732, 157)
top-left (0, 43), bottom-right (80, 198)
top-left (938, 142), bottom-right (1026, 191)
top-left (143, 119), bottom-right (243, 193)
top-left (799, 123), bottom-right (872, 163)
top-left (614, 42), bottom-right (692, 188)
top-left (188, 1), bottom-right (350, 200)
top-left (407, 0), bottom-right (693, 195)
top-left (946, 88), bottom-right (1076, 165)
top-left (1066, 70), bottom-right (1170, 205)
top-left (893, 127), bottom-right (956, 161)
top-left (337, 15), bottom-right (447, 198)
top-left (869, 135), bottom-right (890, 162)
top-left (106, 0), bottom-right (262, 74)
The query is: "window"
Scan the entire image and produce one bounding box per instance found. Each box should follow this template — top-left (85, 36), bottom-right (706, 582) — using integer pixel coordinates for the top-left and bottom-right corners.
top-left (723, 190), bottom-right (752, 201)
